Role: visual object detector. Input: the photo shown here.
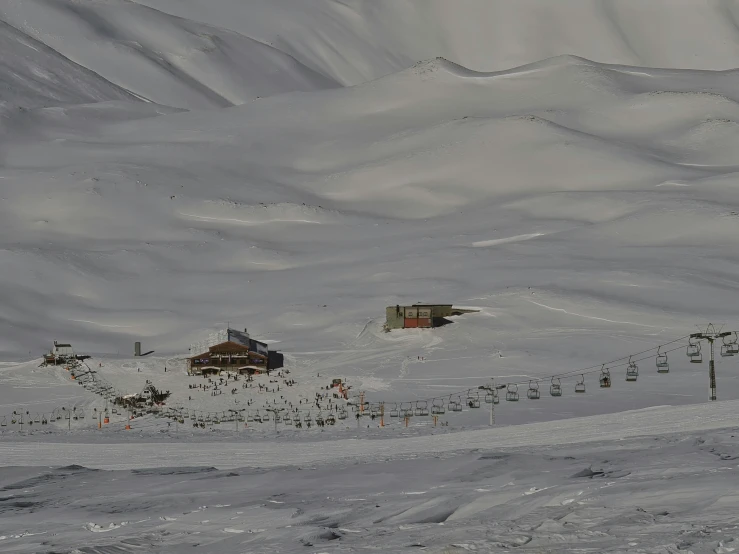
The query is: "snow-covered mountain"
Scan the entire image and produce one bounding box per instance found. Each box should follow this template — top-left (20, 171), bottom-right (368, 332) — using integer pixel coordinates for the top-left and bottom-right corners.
top-left (1, 1), bottom-right (739, 393)
top-left (3, 2), bottom-right (739, 552)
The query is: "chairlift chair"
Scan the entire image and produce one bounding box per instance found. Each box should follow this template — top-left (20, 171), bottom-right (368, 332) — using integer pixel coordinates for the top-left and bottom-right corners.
top-left (401, 402), bottom-right (413, 418)
top-left (656, 348), bottom-right (669, 373)
top-left (467, 392), bottom-right (481, 409)
top-left (451, 396), bottom-right (463, 412)
top-left (338, 408), bottom-right (348, 420)
top-left (626, 358), bottom-right (639, 382)
top-left (389, 404), bottom-right (400, 418)
top-left (275, 413), bottom-right (282, 423)
top-left (575, 375), bottom-right (586, 393)
top-left (550, 377), bottom-right (562, 397)
top-left (599, 366), bottom-right (611, 388)
top-left (728, 334), bottom-right (739, 356)
top-left (284, 415), bottom-right (292, 425)
top-left (527, 380), bottom-right (541, 400)
top-left (506, 383), bottom-right (519, 402)
top-left (686, 338), bottom-right (701, 359)
top-left (431, 399), bottom-right (445, 415)
top-left (326, 414), bottom-right (336, 425)
top-left (0, 417), bottom-right (5, 427)
top-left (293, 414), bottom-right (301, 424)
top-left (417, 400), bottom-right (430, 416)
top-left (303, 412), bottom-right (312, 423)
top-left (316, 414), bottom-right (324, 425)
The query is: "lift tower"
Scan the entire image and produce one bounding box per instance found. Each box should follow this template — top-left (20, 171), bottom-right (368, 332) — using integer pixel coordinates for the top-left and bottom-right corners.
top-left (690, 324), bottom-right (732, 401)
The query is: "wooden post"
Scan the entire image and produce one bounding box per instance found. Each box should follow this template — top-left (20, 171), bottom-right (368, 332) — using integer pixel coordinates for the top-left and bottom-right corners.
top-left (380, 402), bottom-right (385, 427)
top-left (359, 392), bottom-right (365, 414)
top-left (433, 415), bottom-right (438, 427)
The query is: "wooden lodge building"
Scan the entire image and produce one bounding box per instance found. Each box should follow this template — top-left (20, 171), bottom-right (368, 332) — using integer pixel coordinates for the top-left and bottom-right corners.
top-left (187, 328), bottom-right (282, 375)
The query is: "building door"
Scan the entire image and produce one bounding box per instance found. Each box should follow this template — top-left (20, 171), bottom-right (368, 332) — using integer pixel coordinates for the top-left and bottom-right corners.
top-left (417, 308), bottom-right (432, 328)
top-left (404, 307), bottom-right (418, 328)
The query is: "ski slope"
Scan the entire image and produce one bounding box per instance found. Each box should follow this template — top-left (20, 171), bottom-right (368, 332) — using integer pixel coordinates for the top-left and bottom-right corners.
top-left (2, 398), bottom-right (739, 470)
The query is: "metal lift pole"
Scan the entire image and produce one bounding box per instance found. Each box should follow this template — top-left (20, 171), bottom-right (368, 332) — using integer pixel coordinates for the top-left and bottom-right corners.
top-left (691, 325), bottom-right (731, 402)
top-left (709, 338), bottom-right (717, 401)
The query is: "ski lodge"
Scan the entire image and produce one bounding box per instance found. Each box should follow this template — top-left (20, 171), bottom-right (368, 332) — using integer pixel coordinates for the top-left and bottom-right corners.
top-left (385, 304), bottom-right (454, 330)
top-left (187, 328), bottom-right (282, 375)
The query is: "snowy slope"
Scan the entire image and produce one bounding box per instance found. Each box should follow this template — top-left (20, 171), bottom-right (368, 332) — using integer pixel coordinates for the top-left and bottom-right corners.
top-left (0, 0), bottom-right (337, 109)
top-left (2, 426), bottom-right (739, 552)
top-left (133, 0), bottom-right (739, 83)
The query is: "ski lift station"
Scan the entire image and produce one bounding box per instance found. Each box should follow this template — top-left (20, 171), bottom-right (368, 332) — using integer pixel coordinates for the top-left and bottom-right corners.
top-left (384, 304), bottom-right (477, 330)
top-left (42, 341), bottom-right (76, 366)
top-left (187, 328), bottom-right (283, 375)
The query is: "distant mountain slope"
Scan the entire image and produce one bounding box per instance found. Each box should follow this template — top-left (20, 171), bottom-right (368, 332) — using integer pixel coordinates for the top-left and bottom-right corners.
top-left (0, 19), bottom-right (136, 110)
top-left (0, 0), bottom-right (338, 110)
top-left (2, 55), bottom-right (739, 357)
top-left (131, 0), bottom-right (739, 85)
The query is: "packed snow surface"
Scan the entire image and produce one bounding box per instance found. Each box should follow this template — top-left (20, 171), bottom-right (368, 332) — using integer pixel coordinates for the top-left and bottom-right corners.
top-left (3, 1), bottom-right (739, 552)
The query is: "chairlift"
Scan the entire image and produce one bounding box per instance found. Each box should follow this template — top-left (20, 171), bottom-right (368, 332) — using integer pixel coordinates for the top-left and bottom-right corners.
top-left (293, 414), bottom-right (302, 424)
top-left (550, 377), bottom-right (562, 397)
top-left (1, 417), bottom-right (7, 427)
top-left (431, 399), bottom-right (445, 415)
top-left (506, 383), bottom-right (519, 402)
top-left (303, 412), bottom-right (312, 423)
top-left (626, 357), bottom-right (639, 381)
top-left (389, 403), bottom-right (400, 418)
top-left (690, 350), bottom-right (703, 363)
top-left (338, 408), bottom-right (348, 420)
top-left (416, 400), bottom-right (430, 416)
top-left (370, 404), bottom-right (379, 418)
top-left (451, 395), bottom-right (463, 412)
top-left (575, 375), bottom-right (586, 393)
top-left (316, 414), bottom-right (324, 425)
top-left (42, 415), bottom-right (48, 425)
top-left (284, 415), bottom-right (292, 425)
top-left (656, 348), bottom-right (669, 373)
top-left (275, 413), bottom-right (282, 423)
top-left (401, 402), bottom-right (414, 418)
top-left (686, 337), bottom-right (701, 359)
top-left (326, 414), bottom-right (336, 425)
top-left (527, 380), bottom-right (541, 400)
top-left (599, 365), bottom-right (611, 388)
top-left (467, 392), bottom-right (481, 409)
top-left (727, 333), bottom-right (739, 355)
